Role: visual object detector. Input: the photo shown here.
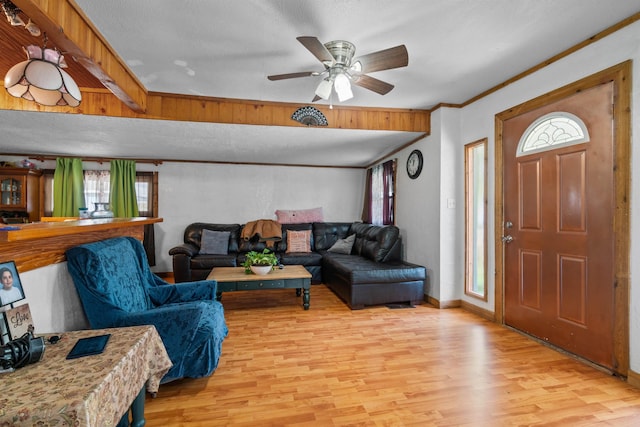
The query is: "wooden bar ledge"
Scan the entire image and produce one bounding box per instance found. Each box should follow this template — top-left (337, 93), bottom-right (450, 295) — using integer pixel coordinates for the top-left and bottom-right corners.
top-left (0, 217), bottom-right (162, 273)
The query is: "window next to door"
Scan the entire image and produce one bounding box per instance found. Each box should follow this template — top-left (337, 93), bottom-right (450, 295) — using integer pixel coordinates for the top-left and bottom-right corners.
top-left (465, 139), bottom-right (487, 300)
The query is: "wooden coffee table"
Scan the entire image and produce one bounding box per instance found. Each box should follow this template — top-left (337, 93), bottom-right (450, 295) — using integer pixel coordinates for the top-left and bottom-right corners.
top-left (207, 265), bottom-right (312, 310)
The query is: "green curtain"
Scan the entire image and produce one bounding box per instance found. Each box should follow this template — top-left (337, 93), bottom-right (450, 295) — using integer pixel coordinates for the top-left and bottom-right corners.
top-left (110, 160), bottom-right (139, 217)
top-left (53, 158), bottom-right (85, 216)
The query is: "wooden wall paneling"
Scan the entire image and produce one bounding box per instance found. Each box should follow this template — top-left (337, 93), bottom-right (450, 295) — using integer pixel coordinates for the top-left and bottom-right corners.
top-left (0, 218), bottom-right (162, 273)
top-left (0, 89), bottom-right (431, 133)
top-left (1, 227), bottom-right (144, 272)
top-left (12, 0), bottom-right (147, 112)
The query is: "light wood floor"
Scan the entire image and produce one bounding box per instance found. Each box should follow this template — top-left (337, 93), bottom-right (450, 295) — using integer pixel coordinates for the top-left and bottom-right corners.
top-left (144, 285), bottom-right (640, 426)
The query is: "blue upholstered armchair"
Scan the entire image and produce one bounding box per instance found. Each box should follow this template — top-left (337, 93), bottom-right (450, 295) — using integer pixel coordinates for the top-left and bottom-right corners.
top-left (66, 236), bottom-right (228, 382)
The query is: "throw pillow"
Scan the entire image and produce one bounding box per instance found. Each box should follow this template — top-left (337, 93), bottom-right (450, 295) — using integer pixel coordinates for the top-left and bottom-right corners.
top-left (328, 234), bottom-right (355, 254)
top-left (275, 207), bottom-right (324, 224)
top-left (200, 229), bottom-right (230, 255)
top-left (286, 230), bottom-right (311, 253)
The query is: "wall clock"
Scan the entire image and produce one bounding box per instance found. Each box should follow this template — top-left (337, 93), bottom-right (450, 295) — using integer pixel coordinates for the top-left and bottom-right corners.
top-left (406, 149), bottom-right (423, 179)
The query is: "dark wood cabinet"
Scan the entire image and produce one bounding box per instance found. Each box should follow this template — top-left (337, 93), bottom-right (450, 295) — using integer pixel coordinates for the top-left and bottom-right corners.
top-left (0, 167), bottom-right (42, 222)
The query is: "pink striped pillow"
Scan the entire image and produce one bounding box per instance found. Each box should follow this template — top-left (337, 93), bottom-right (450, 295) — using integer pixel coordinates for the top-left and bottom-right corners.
top-left (286, 230), bottom-right (311, 253)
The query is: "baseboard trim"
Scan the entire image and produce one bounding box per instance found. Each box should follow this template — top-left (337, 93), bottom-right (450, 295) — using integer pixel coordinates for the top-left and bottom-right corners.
top-left (627, 369), bottom-right (640, 389)
top-left (460, 300), bottom-right (496, 321)
top-left (425, 295), bottom-right (461, 309)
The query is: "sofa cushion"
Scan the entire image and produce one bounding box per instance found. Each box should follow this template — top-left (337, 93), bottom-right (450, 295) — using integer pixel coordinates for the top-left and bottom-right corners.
top-left (238, 236), bottom-right (271, 253)
top-left (323, 252), bottom-right (426, 284)
top-left (185, 223), bottom-right (242, 253)
top-left (313, 222), bottom-right (352, 251)
top-left (199, 230), bottom-right (230, 254)
top-left (275, 207), bottom-right (323, 224)
top-left (286, 230), bottom-right (312, 253)
top-left (278, 223), bottom-right (314, 253)
top-left (191, 254), bottom-right (237, 269)
top-left (350, 223), bottom-right (400, 262)
top-left (279, 251), bottom-right (323, 266)
top-left (328, 233), bottom-right (355, 254)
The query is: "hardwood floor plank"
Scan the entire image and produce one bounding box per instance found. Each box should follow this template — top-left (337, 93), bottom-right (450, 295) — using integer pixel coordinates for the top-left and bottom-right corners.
top-left (144, 285), bottom-right (640, 426)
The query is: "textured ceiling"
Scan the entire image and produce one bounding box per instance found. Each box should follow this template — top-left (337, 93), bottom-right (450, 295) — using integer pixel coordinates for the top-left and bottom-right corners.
top-left (1, 0), bottom-right (639, 166)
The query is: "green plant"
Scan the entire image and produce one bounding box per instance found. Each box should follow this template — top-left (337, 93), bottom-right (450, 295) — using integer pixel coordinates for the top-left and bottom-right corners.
top-left (242, 248), bottom-right (279, 273)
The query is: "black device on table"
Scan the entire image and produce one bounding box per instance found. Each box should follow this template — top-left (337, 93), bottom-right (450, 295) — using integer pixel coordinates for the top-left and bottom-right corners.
top-left (66, 334), bottom-right (111, 359)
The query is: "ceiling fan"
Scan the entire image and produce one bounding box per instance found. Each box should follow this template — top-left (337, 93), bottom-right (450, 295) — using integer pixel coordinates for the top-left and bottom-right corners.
top-left (267, 36), bottom-right (408, 103)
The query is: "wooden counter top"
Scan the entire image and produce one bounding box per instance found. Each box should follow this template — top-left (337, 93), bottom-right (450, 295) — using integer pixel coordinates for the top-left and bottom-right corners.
top-left (0, 217), bottom-right (162, 243)
top-left (0, 217), bottom-right (163, 273)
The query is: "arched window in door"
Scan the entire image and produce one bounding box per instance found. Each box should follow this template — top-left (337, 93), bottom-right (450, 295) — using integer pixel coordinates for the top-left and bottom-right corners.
top-left (516, 112), bottom-right (590, 157)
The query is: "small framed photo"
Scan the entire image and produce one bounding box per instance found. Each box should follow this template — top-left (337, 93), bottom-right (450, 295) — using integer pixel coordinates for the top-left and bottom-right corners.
top-left (0, 261), bottom-right (25, 307)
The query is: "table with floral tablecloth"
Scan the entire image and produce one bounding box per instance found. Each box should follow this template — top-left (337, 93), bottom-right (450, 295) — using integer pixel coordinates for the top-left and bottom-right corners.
top-left (0, 325), bottom-right (172, 426)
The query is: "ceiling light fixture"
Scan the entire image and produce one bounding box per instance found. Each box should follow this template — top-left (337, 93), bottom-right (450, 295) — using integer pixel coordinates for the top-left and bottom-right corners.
top-left (314, 66), bottom-right (354, 106)
top-left (4, 35), bottom-right (82, 107)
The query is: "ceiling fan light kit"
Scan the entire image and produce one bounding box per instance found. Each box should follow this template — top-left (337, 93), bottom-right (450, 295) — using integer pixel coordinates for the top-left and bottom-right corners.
top-left (268, 36), bottom-right (408, 104)
top-left (315, 78), bottom-right (333, 100)
top-left (334, 72), bottom-right (353, 102)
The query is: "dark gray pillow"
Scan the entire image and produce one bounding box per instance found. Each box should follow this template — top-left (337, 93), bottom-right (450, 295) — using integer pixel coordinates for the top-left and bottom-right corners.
top-left (200, 229), bottom-right (230, 254)
top-left (327, 234), bottom-right (355, 254)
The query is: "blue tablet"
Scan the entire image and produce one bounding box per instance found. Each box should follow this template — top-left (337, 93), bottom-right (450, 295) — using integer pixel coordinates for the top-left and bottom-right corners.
top-left (66, 334), bottom-right (111, 359)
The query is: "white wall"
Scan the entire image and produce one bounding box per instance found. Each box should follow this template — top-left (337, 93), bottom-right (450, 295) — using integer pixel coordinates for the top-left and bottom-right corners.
top-left (0, 159), bottom-right (364, 333)
top-left (390, 20), bottom-right (640, 372)
top-left (153, 162), bottom-right (364, 272)
top-left (395, 114), bottom-right (440, 300)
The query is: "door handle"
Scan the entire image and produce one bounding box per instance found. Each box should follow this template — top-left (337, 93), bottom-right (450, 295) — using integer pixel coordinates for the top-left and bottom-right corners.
top-left (501, 235), bottom-right (513, 243)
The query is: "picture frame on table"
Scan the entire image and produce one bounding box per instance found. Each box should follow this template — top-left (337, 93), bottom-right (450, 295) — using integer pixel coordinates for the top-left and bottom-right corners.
top-left (0, 261), bottom-right (26, 307)
top-left (3, 303), bottom-right (33, 340)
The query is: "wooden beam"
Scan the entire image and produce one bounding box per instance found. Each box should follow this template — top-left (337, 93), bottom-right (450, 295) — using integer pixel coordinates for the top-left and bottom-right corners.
top-left (12, 0), bottom-right (147, 113)
top-left (0, 88), bottom-right (430, 132)
top-left (0, 1), bottom-right (430, 132)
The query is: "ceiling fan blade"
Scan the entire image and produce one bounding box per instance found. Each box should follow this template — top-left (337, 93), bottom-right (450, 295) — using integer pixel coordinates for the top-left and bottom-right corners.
top-left (267, 71), bottom-right (315, 81)
top-left (353, 45), bottom-right (408, 74)
top-left (352, 74), bottom-right (395, 95)
top-left (297, 36), bottom-right (335, 65)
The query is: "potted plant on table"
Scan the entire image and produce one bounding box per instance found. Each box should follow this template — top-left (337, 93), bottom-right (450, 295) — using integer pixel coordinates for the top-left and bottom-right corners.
top-left (242, 248), bottom-right (279, 275)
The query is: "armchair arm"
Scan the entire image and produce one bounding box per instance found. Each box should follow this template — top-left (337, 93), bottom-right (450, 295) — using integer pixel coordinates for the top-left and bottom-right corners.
top-left (148, 280), bottom-right (218, 305)
top-left (114, 302), bottom-right (210, 359)
top-left (169, 243), bottom-right (199, 257)
top-left (169, 243), bottom-right (200, 283)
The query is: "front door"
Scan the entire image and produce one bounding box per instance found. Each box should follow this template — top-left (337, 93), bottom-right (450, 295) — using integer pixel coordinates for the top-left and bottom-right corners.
top-left (502, 82), bottom-right (615, 369)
